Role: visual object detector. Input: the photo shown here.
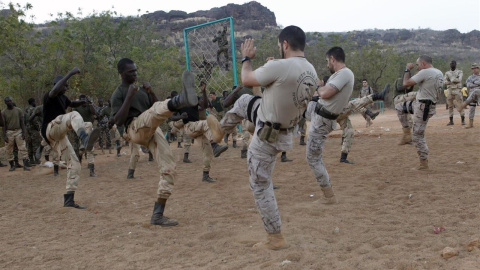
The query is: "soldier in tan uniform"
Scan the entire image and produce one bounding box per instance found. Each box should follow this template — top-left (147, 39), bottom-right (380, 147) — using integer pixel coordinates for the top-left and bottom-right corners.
top-left (396, 55), bottom-right (443, 170)
top-left (110, 58), bottom-right (200, 227)
top-left (444, 60), bottom-right (465, 125)
top-left (459, 63), bottom-right (480, 128)
top-left (41, 67), bottom-right (101, 209)
top-left (2, 97), bottom-right (31, 171)
top-left (240, 26), bottom-right (318, 250)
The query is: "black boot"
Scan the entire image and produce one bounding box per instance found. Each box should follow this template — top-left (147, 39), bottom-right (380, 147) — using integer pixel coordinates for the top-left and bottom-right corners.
top-left (340, 152), bottom-right (354, 164)
top-left (127, 169), bottom-right (135, 179)
top-left (77, 128), bottom-right (101, 154)
top-left (35, 145), bottom-right (44, 161)
top-left (232, 141), bottom-right (237, 148)
top-left (63, 192), bottom-right (86, 209)
top-left (211, 142), bottom-right (228, 157)
top-left (167, 71), bottom-right (198, 111)
top-left (28, 155), bottom-right (36, 166)
top-left (241, 149), bottom-right (247, 159)
top-left (365, 109), bottom-right (380, 120)
top-left (461, 116), bottom-right (466, 125)
top-left (45, 155), bottom-right (49, 161)
top-left (447, 116), bottom-right (454, 126)
top-left (150, 199), bottom-right (178, 226)
top-left (23, 159), bottom-right (31, 171)
top-left (281, 152), bottom-right (292, 162)
top-left (88, 163), bottom-right (97, 177)
top-left (299, 136), bottom-right (306, 145)
top-left (372, 83), bottom-right (390, 101)
top-left (9, 161), bottom-right (15, 171)
top-left (202, 171), bottom-right (216, 183)
top-left (14, 158), bottom-right (23, 168)
top-left (177, 142), bottom-right (183, 148)
top-left (54, 164), bottom-right (59, 176)
top-left (148, 152), bottom-right (154, 161)
top-left (183, 153), bottom-right (192, 163)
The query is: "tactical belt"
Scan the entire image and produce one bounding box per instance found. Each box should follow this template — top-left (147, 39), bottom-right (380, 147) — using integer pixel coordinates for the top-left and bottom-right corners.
top-left (418, 99), bottom-right (436, 121)
top-left (247, 95), bottom-right (262, 124)
top-left (314, 103), bottom-right (338, 120)
top-left (257, 120), bottom-right (294, 132)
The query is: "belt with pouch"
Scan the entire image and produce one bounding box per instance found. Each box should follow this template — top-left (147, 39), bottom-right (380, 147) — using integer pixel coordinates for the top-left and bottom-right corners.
top-left (257, 120), bottom-right (294, 132)
top-left (314, 103), bottom-right (338, 120)
top-left (418, 99), bottom-right (436, 121)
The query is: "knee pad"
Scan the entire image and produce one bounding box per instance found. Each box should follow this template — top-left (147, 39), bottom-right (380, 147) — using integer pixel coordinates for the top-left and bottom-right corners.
top-left (402, 101), bottom-right (414, 114)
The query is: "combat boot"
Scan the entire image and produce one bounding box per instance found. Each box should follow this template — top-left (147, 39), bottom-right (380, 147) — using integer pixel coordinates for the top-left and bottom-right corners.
top-left (9, 161), bottom-right (15, 171)
top-left (340, 152), bottom-right (354, 164)
top-left (447, 116), bottom-right (454, 126)
top-left (148, 152), bottom-right (154, 161)
top-left (365, 109), bottom-right (380, 120)
top-left (53, 164), bottom-right (59, 176)
top-left (241, 149), bottom-right (247, 159)
top-left (177, 142), bottom-right (183, 148)
top-left (299, 135), bottom-right (306, 145)
top-left (465, 119), bottom-right (474, 129)
top-left (150, 199), bottom-right (178, 226)
top-left (63, 192), bottom-right (86, 209)
top-left (416, 159), bottom-right (429, 170)
top-left (321, 186), bottom-right (338, 204)
top-left (88, 163), bottom-right (97, 177)
top-left (14, 158), bottom-right (23, 168)
top-left (202, 171), bottom-right (216, 183)
top-left (77, 128), bottom-right (101, 154)
top-left (167, 70), bottom-right (198, 111)
top-left (281, 152), bottom-right (292, 162)
top-left (253, 232), bottom-right (289, 250)
top-left (371, 83), bottom-right (390, 101)
top-left (211, 142), bottom-right (228, 158)
top-left (207, 114), bottom-right (225, 143)
top-left (28, 155), bottom-right (36, 166)
top-left (398, 127), bottom-right (412, 145)
top-left (183, 153), bottom-right (192, 163)
top-left (461, 116), bottom-right (466, 125)
top-left (127, 169), bottom-right (135, 179)
top-left (23, 159), bottom-right (31, 171)
top-left (232, 140), bottom-right (237, 148)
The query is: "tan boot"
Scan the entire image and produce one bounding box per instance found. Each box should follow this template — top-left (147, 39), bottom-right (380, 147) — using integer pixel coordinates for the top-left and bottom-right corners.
top-left (253, 232), bottom-right (289, 250)
top-left (465, 119), bottom-right (474, 129)
top-left (398, 127), bottom-right (412, 145)
top-left (416, 159), bottom-right (429, 170)
top-left (206, 114), bottom-right (225, 143)
top-left (321, 186), bottom-right (338, 204)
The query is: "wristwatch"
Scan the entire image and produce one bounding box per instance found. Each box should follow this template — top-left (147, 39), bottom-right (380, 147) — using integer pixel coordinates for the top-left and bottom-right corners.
top-left (404, 68), bottom-right (410, 72)
top-left (241, 56), bottom-right (251, 64)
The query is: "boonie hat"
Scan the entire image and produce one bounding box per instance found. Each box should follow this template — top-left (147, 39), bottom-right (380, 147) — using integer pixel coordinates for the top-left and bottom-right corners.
top-left (472, 63), bottom-right (479, 69)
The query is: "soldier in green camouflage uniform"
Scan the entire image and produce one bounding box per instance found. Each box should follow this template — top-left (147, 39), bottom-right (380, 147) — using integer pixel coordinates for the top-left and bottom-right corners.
top-left (25, 98), bottom-right (42, 164)
top-left (98, 99), bottom-right (112, 153)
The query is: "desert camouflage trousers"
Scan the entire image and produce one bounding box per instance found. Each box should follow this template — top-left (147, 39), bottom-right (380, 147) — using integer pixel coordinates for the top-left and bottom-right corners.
top-left (5, 129), bottom-right (28, 161)
top-left (182, 120), bottom-right (214, 172)
top-left (123, 100), bottom-right (175, 199)
top-left (395, 100), bottom-right (435, 160)
top-left (248, 124), bottom-right (293, 234)
top-left (466, 89), bottom-right (480, 119)
top-left (170, 120), bottom-right (192, 153)
top-left (446, 88), bottom-right (465, 117)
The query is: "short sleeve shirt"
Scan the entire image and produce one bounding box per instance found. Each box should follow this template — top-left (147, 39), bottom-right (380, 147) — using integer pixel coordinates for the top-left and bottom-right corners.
top-left (2, 107), bottom-right (23, 130)
top-left (412, 67), bottom-right (444, 103)
top-left (318, 67), bottom-right (354, 114)
top-left (110, 85), bottom-right (153, 127)
top-left (210, 97), bottom-right (224, 112)
top-left (73, 105), bottom-right (95, 123)
top-left (254, 57), bottom-right (318, 128)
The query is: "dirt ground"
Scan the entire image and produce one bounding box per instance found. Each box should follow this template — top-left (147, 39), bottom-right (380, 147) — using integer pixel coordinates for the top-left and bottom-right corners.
top-left (1, 105), bottom-right (480, 270)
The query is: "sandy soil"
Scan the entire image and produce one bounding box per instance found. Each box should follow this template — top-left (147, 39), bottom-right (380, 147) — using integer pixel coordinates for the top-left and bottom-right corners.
top-left (1, 106), bottom-right (480, 270)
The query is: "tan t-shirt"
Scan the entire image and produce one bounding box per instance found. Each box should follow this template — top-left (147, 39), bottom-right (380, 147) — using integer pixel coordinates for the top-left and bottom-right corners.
top-left (318, 67), bottom-right (354, 114)
top-left (2, 107), bottom-right (23, 130)
top-left (412, 67), bottom-right (444, 103)
top-left (254, 57), bottom-right (318, 129)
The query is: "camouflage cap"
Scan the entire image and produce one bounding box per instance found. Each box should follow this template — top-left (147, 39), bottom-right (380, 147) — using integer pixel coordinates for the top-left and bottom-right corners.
top-left (472, 63), bottom-right (479, 69)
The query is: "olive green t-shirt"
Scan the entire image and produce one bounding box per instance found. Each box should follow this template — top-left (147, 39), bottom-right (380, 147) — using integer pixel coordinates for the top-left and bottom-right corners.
top-left (73, 105), bottom-right (95, 123)
top-left (110, 84), bottom-right (153, 127)
top-left (210, 96), bottom-right (224, 112)
top-left (2, 107), bottom-right (23, 130)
